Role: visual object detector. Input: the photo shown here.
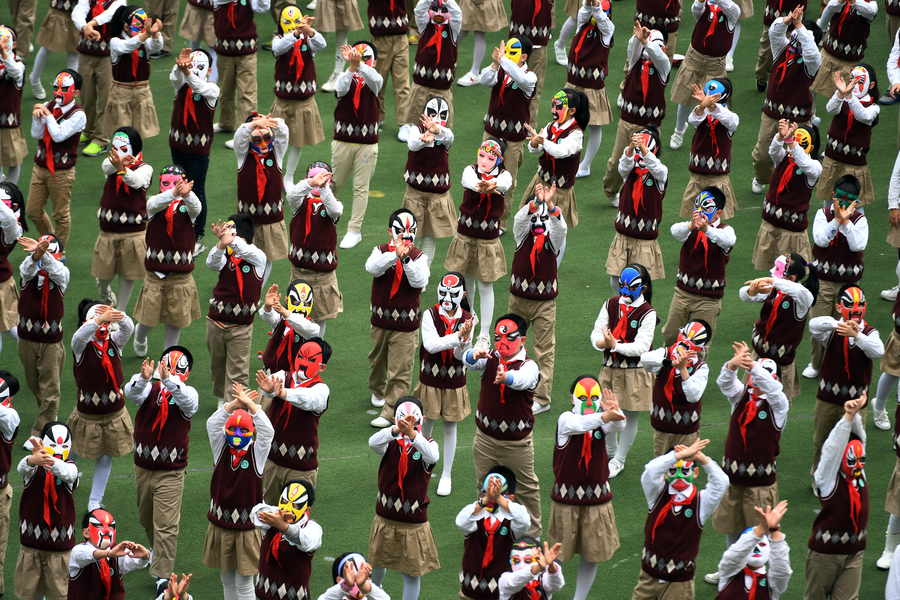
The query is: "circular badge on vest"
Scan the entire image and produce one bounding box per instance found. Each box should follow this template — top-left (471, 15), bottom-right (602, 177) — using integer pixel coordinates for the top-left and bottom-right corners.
top-left (442, 30), bottom-right (447, 37)
top-left (717, 15), bottom-right (723, 21)
top-left (594, 430), bottom-right (602, 439)
top-left (169, 397), bottom-right (176, 404)
top-left (795, 168), bottom-right (803, 175)
top-left (242, 265), bottom-right (250, 274)
top-left (179, 205), bottom-right (187, 212)
top-left (797, 58), bottom-right (803, 64)
top-left (499, 526), bottom-right (508, 535)
top-left (240, 0), bottom-right (246, 4)
top-left (645, 178), bottom-right (653, 186)
top-left (266, 159), bottom-right (273, 167)
top-left (49, 282), bottom-right (55, 290)
top-left (684, 508), bottom-right (693, 517)
top-left (758, 411), bottom-right (767, 420)
top-left (301, 44), bottom-right (307, 51)
top-left (241, 459), bottom-right (249, 469)
top-left (294, 334), bottom-right (301, 342)
top-left (413, 451), bottom-right (421, 460)
top-left (687, 366), bottom-right (693, 374)
top-left (512, 82), bottom-right (518, 90)
top-left (630, 320), bottom-right (638, 328)
top-left (138, 50), bottom-right (144, 57)
top-left (108, 348), bottom-right (115, 356)
top-left (320, 209), bottom-right (327, 217)
top-left (760, 578), bottom-right (768, 587)
top-left (109, 567), bottom-right (115, 576)
top-left (436, 141), bottom-right (442, 146)
top-left (193, 93), bottom-right (201, 101)
top-left (781, 301), bottom-right (790, 309)
top-left (649, 68), bottom-right (655, 75)
top-left (54, 476), bottom-right (61, 486)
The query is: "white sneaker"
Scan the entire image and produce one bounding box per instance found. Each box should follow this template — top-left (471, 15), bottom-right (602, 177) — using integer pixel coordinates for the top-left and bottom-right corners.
top-left (134, 337), bottom-right (148, 358)
top-left (193, 235), bottom-right (206, 257)
top-left (224, 138), bottom-right (234, 149)
top-left (87, 500), bottom-right (101, 511)
top-left (801, 364), bottom-right (819, 379)
top-left (213, 123), bottom-right (235, 133)
top-left (553, 40), bottom-right (567, 66)
top-left (883, 285), bottom-right (900, 301)
top-left (576, 168), bottom-right (590, 179)
top-left (811, 115), bottom-right (821, 127)
top-left (608, 457), bottom-right (625, 478)
top-left (607, 193), bottom-right (620, 208)
top-left (878, 548), bottom-right (896, 570)
top-left (456, 71), bottom-right (479, 87)
top-left (217, 397), bottom-right (225, 410)
top-left (704, 572), bottom-right (720, 585)
top-left (321, 71), bottom-right (340, 93)
top-left (670, 129), bottom-right (684, 150)
top-left (532, 401), bottom-right (550, 415)
top-left (339, 231), bottom-right (362, 249)
top-left (474, 333), bottom-right (490, 351)
top-left (874, 408), bottom-right (892, 431)
top-left (306, 0), bottom-right (316, 8)
top-left (751, 178), bottom-right (765, 194)
top-left (96, 278), bottom-right (117, 307)
top-left (725, 55), bottom-right (734, 72)
top-left (371, 416), bottom-right (392, 428)
top-left (371, 394), bottom-right (386, 408)
top-left (397, 124), bottom-right (410, 142)
top-left (31, 75), bottom-right (46, 100)
top-left (23, 438), bottom-right (34, 452)
top-left (436, 477), bottom-right (452, 496)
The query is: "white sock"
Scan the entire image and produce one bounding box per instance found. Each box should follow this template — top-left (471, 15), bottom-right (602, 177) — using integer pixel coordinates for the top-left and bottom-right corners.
top-left (558, 17), bottom-right (577, 47)
top-left (221, 570), bottom-right (238, 600)
top-left (235, 574), bottom-right (254, 600)
top-left (471, 32), bottom-right (486, 75)
top-left (675, 105), bottom-right (691, 134)
top-left (476, 280), bottom-right (494, 339)
top-left (262, 261), bottom-right (273, 288)
top-left (579, 125), bottom-right (602, 173)
top-left (556, 237), bottom-right (566, 268)
top-left (420, 235), bottom-right (436, 269)
top-left (401, 573), bottom-right (421, 600)
top-left (285, 146), bottom-right (302, 187)
top-left (317, 321), bottom-right (327, 338)
top-left (5, 326), bottom-right (18, 342)
top-left (117, 278), bottom-right (135, 311)
top-left (441, 420), bottom-right (457, 481)
top-left (726, 532), bottom-right (741, 547)
top-left (31, 47), bottom-right (50, 80)
top-left (727, 21), bottom-right (741, 58)
top-left (875, 373), bottom-right (899, 412)
top-left (135, 322), bottom-right (153, 344)
top-left (614, 410), bottom-right (639, 463)
top-left (208, 47), bottom-right (219, 83)
top-left (889, 515), bottom-right (900, 535)
top-left (163, 324), bottom-right (181, 348)
top-left (334, 31), bottom-right (348, 74)
top-left (65, 51), bottom-right (78, 70)
top-left (90, 454), bottom-right (113, 506)
top-left (371, 567), bottom-right (387, 587)
top-left (464, 273), bottom-right (478, 320)
top-left (190, 40), bottom-right (201, 50)
top-left (5, 165), bottom-right (20, 185)
top-left (573, 557), bottom-right (598, 600)
top-left (98, 278), bottom-right (113, 296)
top-left (422, 417), bottom-right (436, 438)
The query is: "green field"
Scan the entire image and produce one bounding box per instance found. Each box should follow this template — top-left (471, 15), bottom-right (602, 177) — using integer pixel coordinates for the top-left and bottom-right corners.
top-left (0, 0), bottom-right (899, 597)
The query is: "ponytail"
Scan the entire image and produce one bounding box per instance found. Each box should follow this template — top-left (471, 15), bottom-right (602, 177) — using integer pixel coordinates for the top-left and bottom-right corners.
top-left (788, 253), bottom-right (819, 306)
top-left (563, 88), bottom-right (591, 130)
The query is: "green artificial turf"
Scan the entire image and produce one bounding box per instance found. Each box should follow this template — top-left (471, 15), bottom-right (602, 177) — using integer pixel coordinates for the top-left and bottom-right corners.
top-left (1, 0), bottom-right (900, 598)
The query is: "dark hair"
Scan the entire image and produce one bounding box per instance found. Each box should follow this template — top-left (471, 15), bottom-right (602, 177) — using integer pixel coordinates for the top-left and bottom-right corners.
top-left (58, 68), bottom-right (83, 91)
top-left (440, 271), bottom-right (472, 314)
top-left (484, 465), bottom-right (518, 495)
top-left (701, 186), bottom-right (727, 211)
top-left (483, 136), bottom-right (507, 157)
top-left (657, 29), bottom-right (669, 45)
top-left (387, 208), bottom-right (416, 228)
top-left (0, 370), bottom-right (19, 397)
top-left (787, 253), bottom-right (819, 305)
top-left (802, 19), bottom-right (822, 46)
top-left (111, 5), bottom-right (142, 39)
top-left (113, 126), bottom-right (142, 155)
top-left (691, 318), bottom-right (713, 335)
top-left (512, 36), bottom-right (533, 59)
top-left (639, 124), bottom-right (662, 159)
top-left (512, 536), bottom-right (540, 551)
top-left (332, 552), bottom-right (365, 583)
top-left (796, 123), bottom-right (820, 160)
top-left (0, 181), bottom-right (27, 232)
top-left (393, 396), bottom-right (424, 418)
top-left (81, 508), bottom-right (109, 530)
top-left (709, 77), bottom-right (732, 103)
top-left (303, 337), bottom-right (333, 364)
top-left (350, 40), bottom-right (377, 61)
top-left (561, 88), bottom-right (591, 130)
top-left (77, 298), bottom-right (102, 323)
top-left (40, 420), bottom-right (69, 441)
top-left (228, 214), bottom-right (255, 244)
top-left (622, 262), bottom-right (653, 304)
top-left (858, 63), bottom-right (879, 99)
top-left (834, 175), bottom-right (861, 197)
top-left (495, 313), bottom-right (528, 337)
top-left (282, 479), bottom-right (316, 506)
top-left (307, 160), bottom-right (332, 174)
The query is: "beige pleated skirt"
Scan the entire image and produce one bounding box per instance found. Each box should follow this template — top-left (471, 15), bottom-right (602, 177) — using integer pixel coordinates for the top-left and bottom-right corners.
top-left (134, 271), bottom-right (201, 328)
top-left (368, 514), bottom-right (441, 577)
top-left (569, 85), bottom-right (614, 126)
top-left (518, 174), bottom-right (578, 228)
top-left (734, 0), bottom-right (754, 19)
top-left (91, 230), bottom-right (148, 280)
top-left (548, 500), bottom-right (619, 563)
top-left (412, 381), bottom-right (471, 422)
top-left (36, 8), bottom-right (79, 53)
top-left (459, 0), bottom-right (508, 32)
top-left (887, 223), bottom-right (900, 249)
top-left (670, 46), bottom-right (726, 107)
top-left (270, 96), bottom-right (325, 148)
top-left (0, 127), bottom-right (28, 167)
top-left (564, 0), bottom-right (579, 20)
top-left (315, 0), bottom-right (363, 33)
top-left (751, 220), bottom-right (813, 271)
top-left (882, 331), bottom-right (900, 377)
top-left (106, 83), bottom-right (160, 139)
top-left (0, 277), bottom-right (18, 331)
top-left (253, 220), bottom-right (289, 261)
top-left (444, 233), bottom-right (506, 282)
top-left (401, 187), bottom-right (457, 238)
top-left (815, 157), bottom-right (874, 207)
top-left (605, 233), bottom-right (665, 279)
top-left (67, 406), bottom-right (134, 460)
top-left (680, 173), bottom-right (738, 220)
top-left (202, 523), bottom-right (263, 576)
top-left (179, 1), bottom-right (216, 47)
top-left (598, 366), bottom-right (654, 411)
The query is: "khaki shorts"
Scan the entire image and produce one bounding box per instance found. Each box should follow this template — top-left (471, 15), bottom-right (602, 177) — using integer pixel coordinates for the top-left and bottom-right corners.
top-left (202, 523), bottom-right (262, 576)
top-left (368, 515), bottom-right (441, 577)
top-left (91, 230), bottom-right (148, 280)
top-left (548, 500), bottom-right (619, 563)
top-left (412, 381), bottom-right (471, 422)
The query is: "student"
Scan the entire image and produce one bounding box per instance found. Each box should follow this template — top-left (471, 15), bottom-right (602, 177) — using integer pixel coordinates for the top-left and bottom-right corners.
top-left (71, 0), bottom-right (116, 157)
top-left (316, 0), bottom-right (364, 94)
top-left (367, 0), bottom-right (412, 141)
top-left (498, 539), bottom-right (565, 600)
top-left (874, 267), bottom-right (900, 433)
top-left (0, 26), bottom-right (27, 184)
top-left (0, 182), bottom-right (24, 354)
top-left (177, 0), bottom-right (218, 84)
top-left (811, 0), bottom-right (876, 100)
top-left (320, 552), bottom-right (390, 600)
top-left (406, 0), bottom-right (461, 129)
top-left (258, 280), bottom-right (319, 374)
top-left (455, 0), bottom-right (508, 87)
top-left (0, 372), bottom-right (19, 598)
top-left (29, 0), bottom-right (80, 101)
top-left (508, 0), bottom-right (554, 128)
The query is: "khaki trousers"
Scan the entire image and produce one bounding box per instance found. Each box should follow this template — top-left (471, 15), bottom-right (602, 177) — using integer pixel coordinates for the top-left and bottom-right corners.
top-left (205, 320), bottom-right (253, 402)
top-left (27, 165), bottom-right (74, 246)
top-left (809, 279), bottom-right (842, 370)
top-left (528, 46), bottom-right (548, 129)
top-left (332, 141), bottom-right (378, 233)
top-left (652, 430), bottom-right (698, 458)
top-left (508, 295), bottom-right (555, 406)
top-left (631, 569), bottom-right (695, 600)
top-left (216, 53), bottom-right (258, 130)
top-left (135, 466), bottom-right (185, 578)
top-left (7, 0), bottom-right (37, 58)
top-left (803, 549), bottom-right (863, 600)
top-left (811, 399), bottom-right (867, 475)
top-left (372, 33), bottom-right (411, 126)
top-left (661, 287), bottom-right (723, 347)
top-left (263, 459), bottom-right (318, 505)
top-left (755, 26), bottom-right (773, 84)
top-left (889, 13), bottom-right (900, 44)
top-left (368, 325), bottom-right (418, 419)
top-left (17, 338), bottom-right (65, 438)
top-left (145, 0), bottom-right (179, 52)
top-left (602, 120), bottom-right (644, 198)
top-left (752, 112), bottom-right (810, 184)
top-left (482, 131), bottom-right (525, 231)
top-left (0, 486), bottom-right (10, 594)
top-left (473, 429), bottom-right (542, 537)
top-left (77, 53), bottom-right (113, 147)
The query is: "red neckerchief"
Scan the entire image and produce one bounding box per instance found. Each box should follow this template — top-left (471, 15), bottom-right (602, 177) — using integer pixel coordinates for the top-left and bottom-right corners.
top-left (529, 231), bottom-right (546, 278)
top-left (632, 164), bottom-right (650, 212)
top-left (115, 153), bottom-right (143, 195)
top-left (229, 253), bottom-right (245, 302)
top-left (151, 385), bottom-right (170, 439)
top-left (91, 338), bottom-right (120, 392)
top-left (611, 304), bottom-right (633, 341)
top-left (846, 474), bottom-right (862, 530)
top-left (743, 568), bottom-right (764, 600)
top-left (38, 270), bottom-right (51, 320)
top-left (275, 322), bottom-right (297, 372)
top-left (481, 517), bottom-right (501, 571)
top-left (663, 350), bottom-right (679, 407)
top-left (836, 0), bottom-right (851, 35)
top-left (498, 72), bottom-right (511, 105)
top-left (302, 195), bottom-right (317, 243)
top-left (475, 171), bottom-right (495, 216)
top-left (546, 122), bottom-right (567, 175)
top-left (523, 579), bottom-right (541, 600)
top-left (269, 530), bottom-right (284, 565)
top-left (275, 375), bottom-right (322, 428)
top-left (651, 485), bottom-right (697, 541)
top-left (532, 0), bottom-right (541, 23)
top-left (43, 103), bottom-right (64, 176)
top-left (229, 445), bottom-right (248, 468)
top-left (774, 45), bottom-right (798, 90)
top-left (164, 198), bottom-right (183, 244)
top-left (572, 24), bottom-right (594, 61)
top-left (253, 153), bottom-right (268, 204)
top-left (739, 392), bottom-right (760, 450)
top-left (42, 467), bottom-right (59, 526)
top-left (98, 557), bottom-right (113, 600)
top-left (289, 36), bottom-right (306, 79)
top-left (641, 59), bottom-right (652, 102)
top-left (423, 23), bottom-right (444, 63)
top-left (130, 46), bottom-right (140, 79)
top-left (397, 436), bottom-right (413, 500)
top-left (707, 115), bottom-right (720, 157)
top-left (387, 240), bottom-right (405, 299)
top-left (774, 155), bottom-right (796, 203)
top-left (828, 207), bottom-right (843, 248)
top-left (184, 87), bottom-right (197, 127)
top-left (227, 1), bottom-right (237, 29)
top-left (840, 319), bottom-right (864, 378)
top-left (690, 229), bottom-right (710, 272)
top-left (438, 312), bottom-right (459, 364)
top-left (579, 430), bottom-right (593, 469)
top-left (351, 73), bottom-right (365, 116)
top-left (496, 349), bottom-right (524, 404)
top-left (764, 291), bottom-right (786, 340)
top-left (703, 4), bottom-right (721, 47)
top-left (843, 97), bottom-right (874, 143)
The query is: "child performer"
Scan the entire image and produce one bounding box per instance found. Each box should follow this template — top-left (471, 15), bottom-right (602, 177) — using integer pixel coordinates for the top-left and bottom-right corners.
top-left (177, 0), bottom-right (218, 83)
top-left (0, 26), bottom-right (27, 184)
top-left (368, 398), bottom-right (440, 600)
top-left (455, 0), bottom-right (507, 87)
top-left (124, 347), bottom-right (198, 597)
top-left (591, 263), bottom-right (657, 478)
top-left (285, 164), bottom-right (342, 338)
top-left (259, 280), bottom-right (319, 373)
top-left (508, 0), bottom-right (553, 128)
top-left (367, 0), bottom-right (412, 141)
top-left (499, 539), bottom-right (564, 600)
top-left (366, 210), bottom-right (430, 427)
top-left (401, 96), bottom-right (455, 269)
top-left (252, 480), bottom-right (323, 600)
top-left (444, 138), bottom-right (511, 349)
top-left (457, 467), bottom-right (530, 599)
top-left (316, 0), bottom-right (364, 94)
top-left (0, 372), bottom-right (18, 597)
top-left (877, 293), bottom-right (900, 568)
top-left (549, 381), bottom-right (624, 600)
top-left (270, 6), bottom-right (325, 186)
top-left (67, 510), bottom-right (151, 597)
top-left (886, 148), bottom-right (900, 301)
top-left (0, 182), bottom-right (24, 353)
top-left (29, 0), bottom-right (80, 100)
top-left (322, 553), bottom-right (389, 600)
top-left (68, 300), bottom-right (134, 510)
top-left (203, 384), bottom-right (274, 600)
top-left (406, 0), bottom-right (461, 128)
top-left (811, 0), bottom-right (876, 100)
top-left (71, 0), bottom-right (115, 157)
top-left (93, 126), bottom-right (151, 311)
top-left (414, 272), bottom-right (472, 496)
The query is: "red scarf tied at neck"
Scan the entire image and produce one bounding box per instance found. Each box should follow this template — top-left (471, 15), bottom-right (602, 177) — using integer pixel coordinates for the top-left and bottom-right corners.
top-left (651, 485), bottom-right (697, 541)
top-left (690, 229), bottom-right (710, 272)
top-left (151, 386), bottom-right (170, 439)
top-left (611, 304), bottom-right (633, 342)
top-left (42, 105), bottom-right (64, 176)
top-left (422, 24), bottom-right (444, 63)
top-left (703, 4), bottom-right (721, 47)
top-left (42, 467), bottom-right (59, 527)
top-left (743, 568), bottom-right (765, 600)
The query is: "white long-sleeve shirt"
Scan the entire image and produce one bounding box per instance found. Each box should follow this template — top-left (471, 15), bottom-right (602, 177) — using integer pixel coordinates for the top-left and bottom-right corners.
top-left (72, 0), bottom-right (124, 30)
top-left (146, 189), bottom-right (202, 220)
top-left (689, 102), bottom-right (739, 134)
top-left (590, 296), bottom-right (656, 357)
top-left (407, 123), bottom-right (454, 151)
top-left (0, 404), bottom-right (19, 445)
top-left (235, 118), bottom-right (289, 169)
top-left (364, 244), bottom-right (430, 289)
top-left (641, 450), bottom-right (728, 525)
top-left (0, 200), bottom-right (22, 247)
top-left (335, 63), bottom-right (383, 97)
top-left (19, 250), bottom-right (69, 293)
top-left (109, 33), bottom-right (164, 63)
top-left (890, 149), bottom-right (900, 210)
top-left (890, 29), bottom-right (900, 88)
top-left (101, 157), bottom-right (153, 191)
top-left (811, 207), bottom-right (867, 250)
top-left (480, 56), bottom-right (537, 97)
top-left (207, 236), bottom-right (267, 278)
top-left (625, 33), bottom-right (670, 80)
top-left (124, 373), bottom-right (200, 419)
top-left (528, 118), bottom-right (583, 158)
top-left (463, 347), bottom-right (540, 391)
top-left (251, 503), bottom-right (323, 551)
top-left (808, 316), bottom-right (884, 359)
top-left (213, 0), bottom-right (269, 12)
top-left (170, 67), bottom-right (220, 106)
top-left (640, 347), bottom-right (709, 403)
top-left (825, 92), bottom-right (880, 125)
top-left (368, 426), bottom-right (439, 465)
top-left (258, 370), bottom-right (329, 415)
top-left (17, 453), bottom-right (78, 486)
top-left (512, 203), bottom-right (566, 252)
top-left (499, 565), bottom-right (565, 600)
top-left (285, 179), bottom-right (344, 222)
top-left (671, 219), bottom-right (737, 250)
top-left (71, 315), bottom-right (134, 361)
top-left (814, 413), bottom-right (865, 496)
top-left (317, 582), bottom-right (390, 600)
top-left (455, 499), bottom-right (530, 537)
top-left (258, 307), bottom-right (319, 340)
top-left (0, 52), bottom-right (24, 88)
top-left (462, 164), bottom-right (512, 195)
top-left (206, 406), bottom-right (274, 470)
top-left (887, 540), bottom-right (900, 599)
top-left (556, 410), bottom-right (626, 446)
top-left (68, 542), bottom-right (150, 578)
top-left (577, 0), bottom-right (615, 48)
top-left (414, 0), bottom-right (461, 40)
top-left (768, 135), bottom-right (822, 186)
top-left (820, 0), bottom-right (876, 31)
top-left (716, 529), bottom-right (792, 599)
top-left (769, 19), bottom-right (820, 78)
top-left (691, 0), bottom-right (740, 26)
top-left (420, 305), bottom-right (472, 359)
top-left (31, 99), bottom-right (87, 142)
top-left (618, 148), bottom-right (668, 188)
top-left (739, 277), bottom-right (815, 320)
top-left (717, 362), bottom-right (789, 429)
top-left (272, 29), bottom-right (326, 58)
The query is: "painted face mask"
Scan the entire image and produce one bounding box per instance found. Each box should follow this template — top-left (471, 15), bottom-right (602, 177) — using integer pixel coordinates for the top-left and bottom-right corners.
top-left (618, 267), bottom-right (644, 304)
top-left (437, 273), bottom-right (464, 312)
top-left (250, 127), bottom-right (273, 155)
top-left (839, 286), bottom-right (866, 324)
top-left (294, 340), bottom-right (324, 381)
top-left (476, 140), bottom-right (503, 173)
top-left (278, 481), bottom-right (310, 524)
top-left (189, 50), bottom-right (210, 80)
top-left (424, 96), bottom-right (450, 127)
top-left (494, 319), bottom-right (522, 359)
top-left (770, 254), bottom-right (791, 280)
top-left (744, 528), bottom-right (770, 569)
top-left (749, 357), bottom-right (780, 392)
top-left (394, 399), bottom-right (423, 435)
top-left (588, 0), bottom-right (612, 25)
top-left (161, 346), bottom-right (192, 383)
top-left (85, 303), bottom-right (112, 341)
top-left (672, 321), bottom-right (710, 361)
top-left (641, 29), bottom-right (665, 59)
top-left (224, 409), bottom-right (255, 450)
top-left (0, 377), bottom-right (11, 408)
top-left (504, 37), bottom-right (523, 63)
top-left (158, 165), bottom-right (186, 194)
top-left (280, 5), bottom-right (303, 33)
top-left (42, 423), bottom-right (71, 461)
top-left (286, 280), bottom-right (314, 318)
top-left (834, 187), bottom-right (859, 210)
top-left (337, 553), bottom-right (366, 599)
top-left (551, 91), bottom-right (569, 123)
top-left (842, 439), bottom-right (865, 480)
top-left (112, 131), bottom-right (133, 157)
top-left (306, 162), bottom-right (331, 198)
top-left (509, 540), bottom-right (541, 572)
top-left (128, 8), bottom-right (147, 36)
top-left (391, 211), bottom-right (417, 245)
top-left (355, 42), bottom-right (375, 67)
top-left (0, 184), bottom-right (21, 224)
top-left (428, 0), bottom-right (449, 23)
top-left (794, 127), bottom-right (813, 154)
top-left (695, 190), bottom-right (718, 222)
top-left (704, 78), bottom-right (730, 104)
top-left (850, 65), bottom-right (870, 100)
top-left (481, 472), bottom-right (510, 513)
top-left (666, 458), bottom-right (696, 492)
top-left (88, 510), bottom-right (116, 549)
top-left (572, 376), bottom-right (601, 415)
top-left (53, 72), bottom-right (76, 106)
top-left (529, 198), bottom-right (549, 235)
top-left (0, 26), bottom-right (14, 56)
top-left (634, 130), bottom-right (659, 168)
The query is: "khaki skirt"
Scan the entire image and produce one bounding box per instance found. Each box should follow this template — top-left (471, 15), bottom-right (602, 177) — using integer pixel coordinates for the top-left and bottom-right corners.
top-left (882, 331), bottom-right (900, 377)
top-left (67, 406), bottom-right (134, 460)
top-left (888, 224), bottom-right (900, 249)
top-left (202, 523), bottom-right (263, 576)
top-left (680, 173), bottom-right (738, 220)
top-left (0, 277), bottom-right (19, 331)
top-left (519, 174), bottom-right (578, 228)
top-left (412, 381), bottom-right (471, 422)
top-left (36, 8), bottom-right (80, 53)
top-left (598, 366), bottom-right (653, 412)
top-left (405, 83), bottom-right (454, 129)
top-left (315, 0), bottom-right (364, 33)
top-left (735, 0), bottom-right (754, 19)
top-left (564, 0), bottom-right (579, 20)
top-left (289, 266), bottom-right (343, 321)
top-left (570, 85), bottom-right (613, 127)
top-left (179, 1), bottom-right (216, 47)
top-left (886, 457), bottom-right (900, 517)
top-left (0, 126), bottom-right (28, 167)
top-left (368, 515), bottom-right (441, 577)
top-left (270, 96), bottom-right (325, 148)
top-left (459, 0), bottom-right (508, 32)
top-left (713, 481), bottom-right (779, 535)
top-left (811, 50), bottom-right (857, 98)
top-left (444, 233), bottom-right (507, 282)
top-left (253, 220), bottom-right (289, 261)
top-left (752, 220), bottom-right (813, 271)
top-left (548, 500), bottom-right (619, 563)
top-left (815, 157), bottom-right (874, 207)
top-left (133, 271), bottom-right (201, 328)
top-left (91, 230), bottom-right (148, 280)
top-left (605, 233), bottom-right (665, 280)
top-left (401, 187), bottom-right (457, 238)
top-left (670, 46), bottom-right (726, 107)
top-left (106, 83), bottom-right (160, 140)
